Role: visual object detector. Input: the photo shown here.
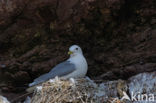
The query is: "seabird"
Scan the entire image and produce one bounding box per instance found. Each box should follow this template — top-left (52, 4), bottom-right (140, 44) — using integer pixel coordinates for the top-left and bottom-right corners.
top-left (27, 45), bottom-right (88, 92)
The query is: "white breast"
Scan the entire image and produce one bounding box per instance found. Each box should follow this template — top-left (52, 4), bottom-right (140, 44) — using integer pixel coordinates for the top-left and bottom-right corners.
top-left (62, 54), bottom-right (88, 79)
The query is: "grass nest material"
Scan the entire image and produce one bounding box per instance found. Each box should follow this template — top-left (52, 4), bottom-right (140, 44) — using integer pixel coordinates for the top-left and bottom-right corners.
top-left (31, 77), bottom-right (97, 103)
top-left (31, 77), bottom-right (124, 103)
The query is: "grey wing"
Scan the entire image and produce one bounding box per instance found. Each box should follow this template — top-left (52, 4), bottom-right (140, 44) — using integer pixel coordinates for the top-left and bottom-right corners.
top-left (29, 61), bottom-right (76, 87)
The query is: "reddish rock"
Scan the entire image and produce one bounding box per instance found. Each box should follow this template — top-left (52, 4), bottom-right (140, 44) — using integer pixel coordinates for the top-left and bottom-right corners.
top-left (0, 0), bottom-right (155, 101)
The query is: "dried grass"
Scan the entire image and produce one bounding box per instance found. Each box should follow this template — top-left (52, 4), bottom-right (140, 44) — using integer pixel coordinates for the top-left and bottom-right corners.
top-left (31, 78), bottom-right (96, 103)
top-left (31, 77), bottom-right (125, 103)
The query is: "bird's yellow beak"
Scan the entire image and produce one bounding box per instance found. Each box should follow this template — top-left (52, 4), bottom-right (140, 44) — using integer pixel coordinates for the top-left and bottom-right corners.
top-left (68, 51), bottom-right (73, 55)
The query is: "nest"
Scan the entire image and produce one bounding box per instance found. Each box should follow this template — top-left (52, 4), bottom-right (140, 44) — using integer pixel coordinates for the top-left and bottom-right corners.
top-left (31, 77), bottom-right (100, 103)
top-left (31, 77), bottom-right (124, 103)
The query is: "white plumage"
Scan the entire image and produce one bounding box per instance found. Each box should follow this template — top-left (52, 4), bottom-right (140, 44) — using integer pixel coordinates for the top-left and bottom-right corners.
top-left (28, 45), bottom-right (88, 87)
top-left (63, 47), bottom-right (88, 79)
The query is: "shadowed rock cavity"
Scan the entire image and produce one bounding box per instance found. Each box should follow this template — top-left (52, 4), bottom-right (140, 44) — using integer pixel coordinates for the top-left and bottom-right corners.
top-left (0, 0), bottom-right (155, 101)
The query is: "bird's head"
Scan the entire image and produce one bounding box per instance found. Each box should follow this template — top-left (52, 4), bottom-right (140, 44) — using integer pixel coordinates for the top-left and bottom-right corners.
top-left (68, 45), bottom-right (83, 57)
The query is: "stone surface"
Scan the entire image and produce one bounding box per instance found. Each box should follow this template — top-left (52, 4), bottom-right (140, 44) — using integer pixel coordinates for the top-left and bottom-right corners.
top-left (0, 0), bottom-right (155, 101)
top-left (30, 72), bottom-right (156, 103)
top-left (0, 95), bottom-right (10, 103)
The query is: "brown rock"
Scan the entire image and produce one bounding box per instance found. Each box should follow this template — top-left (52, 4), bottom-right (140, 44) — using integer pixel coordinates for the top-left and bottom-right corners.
top-left (0, 0), bottom-right (155, 101)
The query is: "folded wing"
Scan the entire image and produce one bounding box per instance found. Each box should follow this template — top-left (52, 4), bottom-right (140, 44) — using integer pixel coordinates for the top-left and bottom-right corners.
top-left (29, 61), bottom-right (76, 87)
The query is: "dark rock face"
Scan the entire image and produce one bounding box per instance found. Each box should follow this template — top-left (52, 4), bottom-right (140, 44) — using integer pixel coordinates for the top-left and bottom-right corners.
top-left (0, 0), bottom-right (155, 100)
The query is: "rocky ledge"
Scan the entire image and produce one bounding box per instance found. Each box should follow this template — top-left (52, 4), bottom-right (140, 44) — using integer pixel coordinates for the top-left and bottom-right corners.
top-left (15, 71), bottom-right (155, 103)
top-left (0, 0), bottom-right (155, 102)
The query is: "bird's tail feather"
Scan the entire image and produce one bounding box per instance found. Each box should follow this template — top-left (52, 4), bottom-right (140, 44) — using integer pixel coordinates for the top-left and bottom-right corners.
top-left (26, 86), bottom-right (36, 93)
top-left (26, 84), bottom-right (40, 93)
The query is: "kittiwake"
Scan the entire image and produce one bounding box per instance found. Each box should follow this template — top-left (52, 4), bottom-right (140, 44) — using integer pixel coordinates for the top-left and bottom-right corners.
top-left (27, 45), bottom-right (88, 92)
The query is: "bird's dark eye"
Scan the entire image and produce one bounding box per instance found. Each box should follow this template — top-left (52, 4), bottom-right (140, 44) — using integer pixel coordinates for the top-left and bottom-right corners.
top-left (76, 48), bottom-right (78, 50)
